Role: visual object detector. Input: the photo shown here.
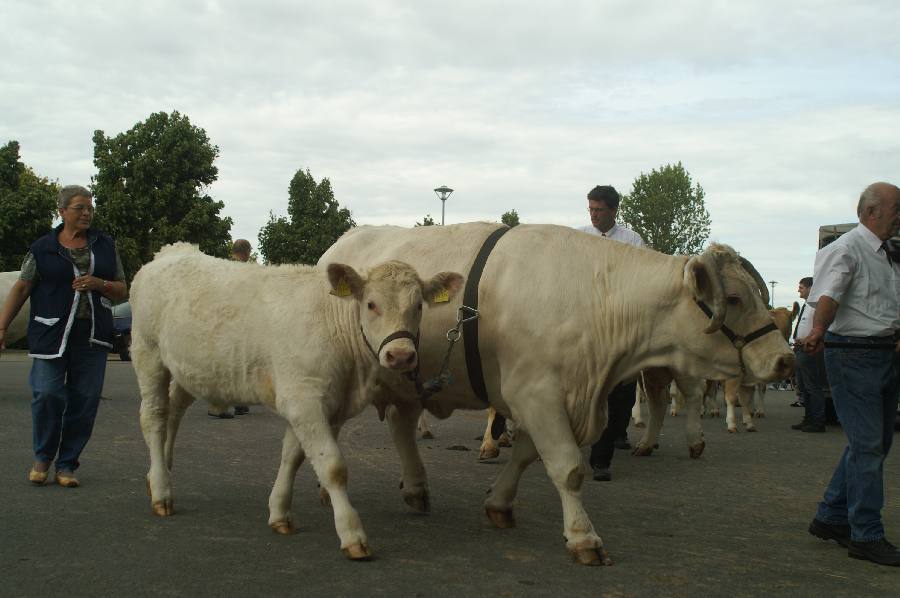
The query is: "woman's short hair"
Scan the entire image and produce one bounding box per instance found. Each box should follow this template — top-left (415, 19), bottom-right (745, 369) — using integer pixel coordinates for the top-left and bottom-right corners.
top-left (58, 185), bottom-right (92, 210)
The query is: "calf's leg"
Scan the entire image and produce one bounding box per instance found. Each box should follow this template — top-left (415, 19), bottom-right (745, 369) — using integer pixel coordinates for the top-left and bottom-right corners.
top-left (164, 382), bottom-right (195, 471)
top-left (134, 350), bottom-right (174, 516)
top-left (387, 403), bottom-right (430, 513)
top-left (268, 425), bottom-right (306, 534)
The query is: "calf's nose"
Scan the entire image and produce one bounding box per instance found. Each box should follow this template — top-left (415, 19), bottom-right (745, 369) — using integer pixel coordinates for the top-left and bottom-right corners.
top-left (385, 349), bottom-right (418, 371)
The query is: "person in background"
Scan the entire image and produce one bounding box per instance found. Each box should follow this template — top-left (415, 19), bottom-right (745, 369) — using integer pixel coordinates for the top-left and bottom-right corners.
top-left (0, 185), bottom-right (127, 487)
top-left (804, 182), bottom-right (900, 566)
top-left (208, 239), bottom-right (253, 418)
top-left (791, 277), bottom-right (829, 432)
top-left (576, 185), bottom-right (645, 482)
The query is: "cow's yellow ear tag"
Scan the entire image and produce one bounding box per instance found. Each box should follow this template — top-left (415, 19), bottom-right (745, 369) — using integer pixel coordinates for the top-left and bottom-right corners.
top-left (331, 279), bottom-right (352, 297)
top-left (433, 288), bottom-right (450, 303)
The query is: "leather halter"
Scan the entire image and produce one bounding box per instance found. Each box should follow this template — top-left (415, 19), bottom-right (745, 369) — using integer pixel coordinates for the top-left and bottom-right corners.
top-left (360, 327), bottom-right (419, 361)
top-left (695, 300), bottom-right (779, 350)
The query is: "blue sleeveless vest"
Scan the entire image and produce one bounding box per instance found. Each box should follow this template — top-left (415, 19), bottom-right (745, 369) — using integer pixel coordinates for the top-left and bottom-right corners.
top-left (27, 225), bottom-right (118, 358)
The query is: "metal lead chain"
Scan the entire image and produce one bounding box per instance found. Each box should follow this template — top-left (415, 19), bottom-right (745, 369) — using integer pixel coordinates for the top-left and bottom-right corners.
top-left (418, 305), bottom-right (479, 399)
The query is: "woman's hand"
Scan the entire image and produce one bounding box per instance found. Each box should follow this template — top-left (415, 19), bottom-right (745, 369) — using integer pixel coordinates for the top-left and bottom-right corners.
top-left (72, 275), bottom-right (102, 293)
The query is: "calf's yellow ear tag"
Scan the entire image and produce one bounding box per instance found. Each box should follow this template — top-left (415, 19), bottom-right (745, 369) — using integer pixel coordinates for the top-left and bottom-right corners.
top-left (433, 287), bottom-right (450, 303)
top-left (331, 279), bottom-right (352, 297)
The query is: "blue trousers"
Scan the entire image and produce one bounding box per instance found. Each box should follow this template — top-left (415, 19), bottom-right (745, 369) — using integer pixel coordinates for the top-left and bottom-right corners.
top-left (795, 347), bottom-right (828, 426)
top-left (30, 319), bottom-right (108, 472)
top-left (816, 332), bottom-right (900, 542)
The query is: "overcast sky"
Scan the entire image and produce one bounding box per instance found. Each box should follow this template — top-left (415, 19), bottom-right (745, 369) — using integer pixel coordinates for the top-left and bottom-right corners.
top-left (4, 0), bottom-right (899, 307)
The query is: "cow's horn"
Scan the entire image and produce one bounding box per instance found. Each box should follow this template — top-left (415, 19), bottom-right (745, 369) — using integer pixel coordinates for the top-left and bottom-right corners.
top-left (694, 250), bottom-right (727, 334)
top-left (738, 256), bottom-right (770, 306)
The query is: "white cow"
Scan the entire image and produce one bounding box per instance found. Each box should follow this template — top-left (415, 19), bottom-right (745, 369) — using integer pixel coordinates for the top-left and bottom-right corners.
top-left (320, 223), bottom-right (794, 565)
top-left (0, 271), bottom-right (29, 346)
top-left (130, 243), bottom-right (462, 561)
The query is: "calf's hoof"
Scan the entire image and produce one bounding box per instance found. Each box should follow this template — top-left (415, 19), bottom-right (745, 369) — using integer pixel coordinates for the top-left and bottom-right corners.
top-left (151, 500), bottom-right (173, 517)
top-left (688, 441), bottom-right (706, 459)
top-left (572, 546), bottom-right (613, 566)
top-left (485, 506), bottom-right (516, 528)
top-left (270, 520), bottom-right (296, 535)
top-left (342, 543), bottom-right (373, 561)
top-left (421, 430), bottom-right (434, 440)
top-left (754, 411), bottom-right (766, 418)
top-left (746, 426), bottom-right (757, 433)
top-left (479, 446), bottom-right (500, 460)
top-left (727, 427), bottom-right (737, 433)
top-left (403, 492), bottom-right (431, 513)
top-left (632, 445), bottom-right (653, 457)
top-left (498, 433), bottom-right (512, 448)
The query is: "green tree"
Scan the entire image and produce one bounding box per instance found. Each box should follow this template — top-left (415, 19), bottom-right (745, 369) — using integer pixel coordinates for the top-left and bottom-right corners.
top-left (0, 141), bottom-right (59, 271)
top-left (619, 162), bottom-right (711, 255)
top-left (416, 214), bottom-right (436, 226)
top-left (258, 168), bottom-right (355, 265)
top-left (91, 111), bottom-right (232, 280)
top-left (500, 209), bottom-right (520, 227)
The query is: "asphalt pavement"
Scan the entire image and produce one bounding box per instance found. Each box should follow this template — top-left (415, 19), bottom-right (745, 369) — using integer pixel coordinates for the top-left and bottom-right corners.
top-left (1, 351), bottom-right (898, 597)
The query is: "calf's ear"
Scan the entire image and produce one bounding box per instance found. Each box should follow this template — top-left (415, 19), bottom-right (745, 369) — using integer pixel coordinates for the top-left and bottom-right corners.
top-left (423, 272), bottom-right (464, 305)
top-left (327, 263), bottom-right (364, 299)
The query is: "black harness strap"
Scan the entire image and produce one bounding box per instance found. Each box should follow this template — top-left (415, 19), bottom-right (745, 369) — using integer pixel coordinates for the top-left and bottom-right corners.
top-left (360, 327), bottom-right (419, 361)
top-left (695, 301), bottom-right (779, 349)
top-left (463, 226), bottom-right (511, 404)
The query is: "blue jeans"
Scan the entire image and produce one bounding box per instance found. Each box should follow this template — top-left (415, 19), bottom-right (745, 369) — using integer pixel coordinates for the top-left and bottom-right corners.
top-left (795, 347), bottom-right (828, 425)
top-left (30, 319), bottom-right (108, 472)
top-left (816, 332), bottom-right (900, 542)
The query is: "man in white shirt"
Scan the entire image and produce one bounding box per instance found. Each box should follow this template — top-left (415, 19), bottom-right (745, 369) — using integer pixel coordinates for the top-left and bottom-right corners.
top-left (790, 277), bottom-right (829, 432)
top-left (803, 182), bottom-right (900, 566)
top-left (577, 185), bottom-right (645, 482)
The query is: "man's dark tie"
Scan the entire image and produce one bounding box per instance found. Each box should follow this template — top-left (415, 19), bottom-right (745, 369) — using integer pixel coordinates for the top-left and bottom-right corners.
top-left (793, 303), bottom-right (806, 341)
top-left (881, 242), bottom-right (893, 266)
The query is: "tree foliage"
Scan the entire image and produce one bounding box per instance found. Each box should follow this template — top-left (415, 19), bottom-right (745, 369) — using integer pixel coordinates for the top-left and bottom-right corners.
top-left (500, 209), bottom-right (520, 227)
top-left (416, 214), bottom-right (436, 226)
top-left (0, 141), bottom-right (59, 271)
top-left (619, 162), bottom-right (711, 255)
top-left (91, 111), bottom-right (232, 280)
top-left (258, 168), bottom-right (355, 265)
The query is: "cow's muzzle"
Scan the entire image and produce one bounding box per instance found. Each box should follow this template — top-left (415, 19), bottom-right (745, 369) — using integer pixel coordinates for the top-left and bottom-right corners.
top-left (361, 327), bottom-right (419, 371)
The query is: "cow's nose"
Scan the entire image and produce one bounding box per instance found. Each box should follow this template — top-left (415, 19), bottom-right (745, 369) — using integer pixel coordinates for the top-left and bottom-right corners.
top-left (385, 349), bottom-right (417, 370)
top-left (773, 352), bottom-right (795, 379)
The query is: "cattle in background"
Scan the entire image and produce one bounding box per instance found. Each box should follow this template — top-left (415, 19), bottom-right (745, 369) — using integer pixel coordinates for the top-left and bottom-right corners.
top-left (130, 243), bottom-right (462, 561)
top-left (320, 223), bottom-right (794, 565)
top-left (724, 305), bottom-right (798, 432)
top-left (0, 271), bottom-right (29, 347)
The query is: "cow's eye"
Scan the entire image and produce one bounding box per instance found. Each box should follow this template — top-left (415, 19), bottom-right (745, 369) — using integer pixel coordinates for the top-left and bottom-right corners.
top-left (727, 296), bottom-right (741, 306)
top-left (367, 301), bottom-right (376, 311)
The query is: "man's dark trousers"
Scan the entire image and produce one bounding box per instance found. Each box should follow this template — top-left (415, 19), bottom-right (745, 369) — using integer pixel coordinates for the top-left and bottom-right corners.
top-left (590, 380), bottom-right (638, 468)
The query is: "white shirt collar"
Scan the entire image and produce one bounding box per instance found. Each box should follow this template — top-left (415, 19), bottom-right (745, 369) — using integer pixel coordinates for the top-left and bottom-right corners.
top-left (597, 223), bottom-right (618, 236)
top-left (856, 222), bottom-right (885, 254)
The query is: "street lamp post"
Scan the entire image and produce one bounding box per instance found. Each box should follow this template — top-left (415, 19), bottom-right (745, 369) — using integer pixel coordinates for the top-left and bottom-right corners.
top-left (769, 280), bottom-right (777, 307)
top-left (434, 185), bottom-right (454, 226)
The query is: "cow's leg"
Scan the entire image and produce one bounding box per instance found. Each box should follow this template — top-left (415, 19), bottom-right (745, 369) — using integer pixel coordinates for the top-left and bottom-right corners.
top-left (280, 397), bottom-right (370, 560)
top-left (163, 382), bottom-right (195, 471)
top-left (417, 412), bottom-right (434, 439)
top-left (724, 380), bottom-right (740, 433)
top-left (632, 387), bottom-right (645, 428)
top-left (479, 407), bottom-right (501, 460)
top-left (740, 386), bottom-right (757, 431)
top-left (268, 425), bottom-right (306, 534)
top-left (754, 384), bottom-right (767, 417)
top-left (484, 426), bottom-right (539, 528)
top-left (526, 416), bottom-right (612, 566)
top-left (704, 381), bottom-right (720, 417)
top-left (634, 369), bottom-right (671, 456)
top-left (135, 350), bottom-right (174, 516)
top-left (675, 376), bottom-right (706, 458)
top-left (387, 402), bottom-right (430, 513)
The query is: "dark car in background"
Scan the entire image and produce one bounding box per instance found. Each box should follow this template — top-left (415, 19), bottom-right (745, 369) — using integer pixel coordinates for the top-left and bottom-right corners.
top-left (112, 301), bottom-right (132, 361)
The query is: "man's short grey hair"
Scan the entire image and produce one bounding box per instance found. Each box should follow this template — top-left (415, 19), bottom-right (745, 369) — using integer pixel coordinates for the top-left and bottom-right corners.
top-left (58, 185), bottom-right (92, 210)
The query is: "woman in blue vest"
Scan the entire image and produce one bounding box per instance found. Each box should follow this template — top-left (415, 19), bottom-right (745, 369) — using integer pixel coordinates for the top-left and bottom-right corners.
top-left (0, 185), bottom-right (127, 488)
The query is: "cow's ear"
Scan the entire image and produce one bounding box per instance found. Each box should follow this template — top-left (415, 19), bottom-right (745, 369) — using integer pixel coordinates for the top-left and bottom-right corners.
top-left (423, 272), bottom-right (464, 305)
top-left (327, 263), bottom-right (364, 299)
top-left (792, 301), bottom-right (800, 319)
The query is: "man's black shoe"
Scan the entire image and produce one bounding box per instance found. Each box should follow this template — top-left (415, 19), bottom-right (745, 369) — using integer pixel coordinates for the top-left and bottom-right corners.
top-left (790, 400), bottom-right (804, 407)
top-left (848, 538), bottom-right (900, 566)
top-left (208, 410), bottom-right (234, 419)
top-left (791, 418), bottom-right (809, 430)
top-left (234, 405), bottom-right (250, 416)
top-left (592, 466), bottom-right (612, 482)
top-left (808, 518), bottom-right (850, 547)
top-left (801, 423), bottom-right (826, 433)
top-left (613, 438), bottom-right (632, 450)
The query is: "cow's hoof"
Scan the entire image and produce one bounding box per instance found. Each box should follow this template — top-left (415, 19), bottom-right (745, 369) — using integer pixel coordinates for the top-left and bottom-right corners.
top-left (498, 433), bottom-right (512, 448)
top-left (754, 412), bottom-right (766, 418)
top-left (746, 427), bottom-right (757, 433)
top-left (634, 421), bottom-right (646, 428)
top-left (151, 500), bottom-right (173, 517)
top-left (669, 411), bottom-right (677, 417)
top-left (632, 445), bottom-right (653, 457)
top-left (342, 543), bottom-right (373, 560)
top-left (319, 487), bottom-right (331, 507)
top-left (421, 430), bottom-right (434, 440)
top-left (711, 411), bottom-right (720, 417)
top-left (572, 547), bottom-right (613, 566)
top-left (727, 427), bottom-right (737, 433)
top-left (270, 520), bottom-right (295, 535)
top-left (689, 441), bottom-right (706, 459)
top-left (403, 492), bottom-right (431, 513)
top-left (485, 506), bottom-right (516, 528)
top-left (479, 446), bottom-right (500, 460)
